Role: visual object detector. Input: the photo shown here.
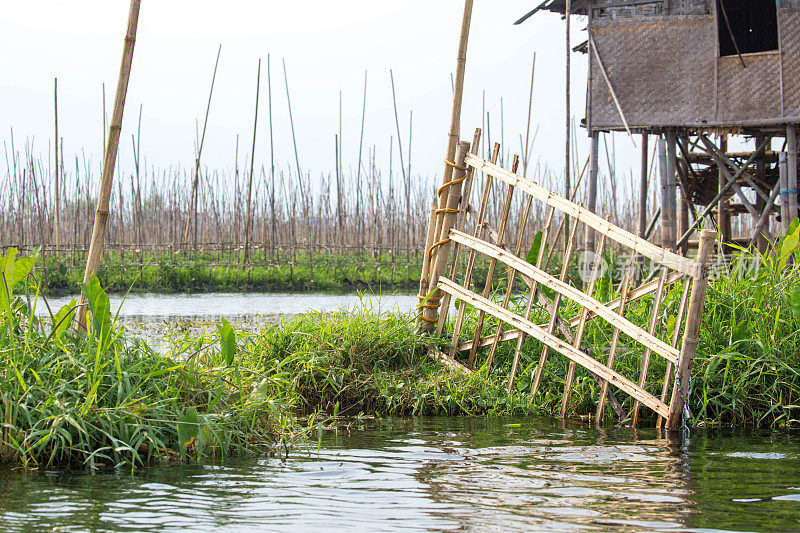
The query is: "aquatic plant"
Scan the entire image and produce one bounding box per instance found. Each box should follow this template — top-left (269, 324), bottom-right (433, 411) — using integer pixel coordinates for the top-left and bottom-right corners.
top-left (0, 248), bottom-right (292, 470)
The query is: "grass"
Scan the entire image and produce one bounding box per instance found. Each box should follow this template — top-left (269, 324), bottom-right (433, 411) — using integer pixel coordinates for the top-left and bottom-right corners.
top-left (40, 249), bottom-right (424, 295)
top-left (0, 249), bottom-right (301, 470)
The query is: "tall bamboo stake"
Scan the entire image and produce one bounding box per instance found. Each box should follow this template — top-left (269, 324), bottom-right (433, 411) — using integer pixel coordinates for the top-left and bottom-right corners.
top-left (183, 44), bottom-right (222, 245)
top-left (267, 54), bottom-right (276, 253)
top-left (282, 58), bottom-right (305, 206)
top-left (419, 0), bottom-right (474, 332)
top-left (564, 0), bottom-right (572, 243)
top-left (244, 59), bottom-right (261, 262)
top-left (53, 77), bottom-right (60, 248)
top-left (76, 0), bottom-right (141, 331)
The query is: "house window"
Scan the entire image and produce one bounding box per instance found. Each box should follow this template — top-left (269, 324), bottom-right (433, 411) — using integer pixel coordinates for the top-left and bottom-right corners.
top-left (717, 0), bottom-right (778, 57)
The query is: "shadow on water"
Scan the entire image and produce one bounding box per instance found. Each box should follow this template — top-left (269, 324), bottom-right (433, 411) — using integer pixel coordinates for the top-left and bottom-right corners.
top-left (1, 417), bottom-right (798, 532)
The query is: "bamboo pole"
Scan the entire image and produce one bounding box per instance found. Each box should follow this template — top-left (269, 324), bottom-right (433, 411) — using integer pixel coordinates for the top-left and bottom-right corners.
top-left (244, 59), bottom-right (261, 262)
top-left (268, 54), bottom-right (276, 255)
top-left (53, 77), bottom-right (60, 248)
top-left (77, 0), bottom-right (141, 331)
top-left (447, 144), bottom-right (500, 351)
top-left (283, 58), bottom-right (305, 206)
top-left (421, 0), bottom-right (474, 316)
top-left (631, 267), bottom-right (668, 426)
top-left (183, 44), bottom-right (221, 245)
top-left (420, 141), bottom-right (470, 329)
top-left (666, 229), bottom-right (716, 431)
top-left (523, 53), bottom-right (536, 177)
top-left (469, 155), bottom-right (519, 370)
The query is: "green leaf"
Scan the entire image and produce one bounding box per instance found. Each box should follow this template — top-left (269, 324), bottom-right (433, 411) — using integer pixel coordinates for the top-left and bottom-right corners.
top-left (177, 408), bottom-right (199, 448)
top-left (82, 276), bottom-right (111, 346)
top-left (666, 315), bottom-right (678, 340)
top-left (10, 257), bottom-right (35, 289)
top-left (790, 286), bottom-right (800, 325)
top-left (525, 231), bottom-right (544, 266)
top-left (778, 222), bottom-right (800, 271)
top-left (218, 318), bottom-right (236, 366)
top-left (53, 299), bottom-right (77, 336)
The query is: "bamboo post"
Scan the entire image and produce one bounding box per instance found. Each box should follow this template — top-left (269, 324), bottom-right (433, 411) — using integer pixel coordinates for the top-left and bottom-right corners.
top-left (244, 58), bottom-right (261, 262)
top-left (53, 77), bottom-right (61, 249)
top-left (657, 279), bottom-right (691, 429)
top-left (638, 133), bottom-right (648, 238)
top-left (267, 54), bottom-right (276, 256)
top-left (666, 229), bottom-right (716, 431)
top-left (447, 144), bottom-right (500, 352)
top-left (420, 141), bottom-right (470, 330)
top-left (76, 0), bottom-right (141, 331)
top-left (422, 0), bottom-right (474, 306)
top-left (789, 125), bottom-right (799, 225)
top-left (435, 128), bottom-right (482, 336)
top-left (183, 44), bottom-right (221, 246)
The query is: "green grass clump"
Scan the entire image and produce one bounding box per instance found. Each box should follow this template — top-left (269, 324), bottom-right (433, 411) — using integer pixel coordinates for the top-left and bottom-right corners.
top-left (241, 302), bottom-right (538, 418)
top-left (0, 249), bottom-right (292, 470)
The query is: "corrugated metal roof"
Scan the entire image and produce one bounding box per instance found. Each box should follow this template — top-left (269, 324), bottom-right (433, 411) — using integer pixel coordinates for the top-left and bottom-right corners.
top-left (514, 0), bottom-right (589, 24)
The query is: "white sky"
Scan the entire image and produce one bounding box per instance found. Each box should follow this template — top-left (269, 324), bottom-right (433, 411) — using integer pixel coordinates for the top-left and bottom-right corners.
top-left (0, 1), bottom-right (616, 193)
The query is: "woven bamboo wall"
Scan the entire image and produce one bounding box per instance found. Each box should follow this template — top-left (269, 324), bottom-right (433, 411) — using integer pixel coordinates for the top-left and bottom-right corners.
top-left (781, 8), bottom-right (800, 118)
top-left (589, 15), bottom-right (716, 130)
top-left (588, 7), bottom-right (800, 131)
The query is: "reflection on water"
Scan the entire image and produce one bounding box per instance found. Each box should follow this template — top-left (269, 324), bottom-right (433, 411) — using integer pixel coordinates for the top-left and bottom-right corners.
top-left (37, 291), bottom-right (420, 322)
top-left (1, 417), bottom-right (798, 532)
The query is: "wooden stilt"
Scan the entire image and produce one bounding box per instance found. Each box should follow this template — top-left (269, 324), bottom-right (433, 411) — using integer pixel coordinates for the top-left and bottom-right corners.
top-left (638, 133), bottom-right (648, 238)
top-left (780, 151), bottom-right (790, 237)
top-left (662, 132), bottom-right (677, 250)
top-left (718, 135), bottom-right (731, 253)
top-left (586, 131), bottom-right (600, 251)
top-left (789, 125), bottom-right (799, 225)
top-left (756, 134), bottom-right (770, 251)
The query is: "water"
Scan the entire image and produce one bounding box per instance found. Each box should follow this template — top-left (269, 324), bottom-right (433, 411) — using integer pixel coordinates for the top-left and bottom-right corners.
top-left (1, 417), bottom-right (798, 532)
top-left (38, 291), bottom-right (420, 322)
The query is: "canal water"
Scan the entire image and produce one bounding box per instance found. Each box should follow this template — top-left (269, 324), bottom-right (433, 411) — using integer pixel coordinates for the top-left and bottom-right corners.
top-left (1, 417), bottom-right (798, 532)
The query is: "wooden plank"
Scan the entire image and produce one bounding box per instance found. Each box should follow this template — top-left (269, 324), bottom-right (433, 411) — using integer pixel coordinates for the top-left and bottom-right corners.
top-left (449, 229), bottom-right (681, 366)
top-left (464, 153), bottom-right (698, 278)
top-left (438, 277), bottom-right (670, 419)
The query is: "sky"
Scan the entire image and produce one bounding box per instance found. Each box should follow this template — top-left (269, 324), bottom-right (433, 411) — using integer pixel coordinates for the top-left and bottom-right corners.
top-left (0, 1), bottom-right (617, 194)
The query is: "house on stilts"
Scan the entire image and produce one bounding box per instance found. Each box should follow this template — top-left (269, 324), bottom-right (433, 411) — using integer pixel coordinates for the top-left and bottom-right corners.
top-left (518, 0), bottom-right (800, 253)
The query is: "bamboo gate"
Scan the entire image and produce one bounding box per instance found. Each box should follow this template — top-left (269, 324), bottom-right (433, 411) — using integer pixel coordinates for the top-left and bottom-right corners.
top-left (418, 137), bottom-right (715, 431)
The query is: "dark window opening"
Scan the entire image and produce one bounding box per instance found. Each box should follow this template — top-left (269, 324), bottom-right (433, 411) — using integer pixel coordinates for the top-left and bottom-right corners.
top-left (717, 0), bottom-right (778, 57)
